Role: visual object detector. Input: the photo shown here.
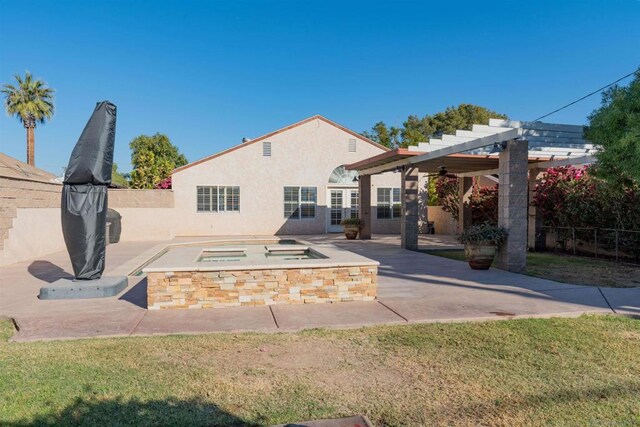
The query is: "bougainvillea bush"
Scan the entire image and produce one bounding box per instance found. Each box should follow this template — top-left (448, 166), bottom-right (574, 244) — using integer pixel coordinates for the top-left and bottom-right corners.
top-left (154, 176), bottom-right (172, 189)
top-left (532, 165), bottom-right (640, 230)
top-left (434, 173), bottom-right (460, 220)
top-left (435, 165), bottom-right (640, 233)
top-left (435, 175), bottom-right (498, 224)
top-left (532, 165), bottom-right (640, 257)
top-left (469, 181), bottom-right (498, 225)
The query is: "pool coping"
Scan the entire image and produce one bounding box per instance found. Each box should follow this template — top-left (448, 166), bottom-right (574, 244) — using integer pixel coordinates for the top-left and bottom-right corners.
top-left (141, 237), bottom-right (380, 273)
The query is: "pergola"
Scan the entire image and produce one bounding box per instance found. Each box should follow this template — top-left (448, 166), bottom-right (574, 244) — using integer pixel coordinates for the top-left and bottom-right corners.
top-left (346, 119), bottom-right (595, 272)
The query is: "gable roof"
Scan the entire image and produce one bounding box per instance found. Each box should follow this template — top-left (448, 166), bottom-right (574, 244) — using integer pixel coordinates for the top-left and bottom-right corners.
top-left (173, 115), bottom-right (389, 174)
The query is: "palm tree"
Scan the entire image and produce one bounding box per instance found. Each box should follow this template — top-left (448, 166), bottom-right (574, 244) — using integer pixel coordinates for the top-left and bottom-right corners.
top-left (1, 72), bottom-right (54, 166)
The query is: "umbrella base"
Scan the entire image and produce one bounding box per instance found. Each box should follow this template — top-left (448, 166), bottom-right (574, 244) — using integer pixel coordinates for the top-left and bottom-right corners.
top-left (39, 276), bottom-right (127, 300)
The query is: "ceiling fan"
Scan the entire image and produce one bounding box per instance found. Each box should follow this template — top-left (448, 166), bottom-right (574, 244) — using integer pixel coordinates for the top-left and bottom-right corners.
top-left (424, 165), bottom-right (449, 178)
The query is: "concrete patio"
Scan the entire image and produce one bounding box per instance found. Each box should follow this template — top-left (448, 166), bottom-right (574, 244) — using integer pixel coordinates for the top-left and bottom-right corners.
top-left (1, 234), bottom-right (638, 342)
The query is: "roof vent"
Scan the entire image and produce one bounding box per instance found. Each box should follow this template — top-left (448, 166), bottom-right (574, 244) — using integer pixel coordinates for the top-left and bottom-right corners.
top-left (242, 137), bottom-right (251, 143)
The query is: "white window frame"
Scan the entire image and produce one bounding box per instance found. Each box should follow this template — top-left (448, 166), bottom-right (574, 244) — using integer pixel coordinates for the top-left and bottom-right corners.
top-left (196, 186), bottom-right (240, 213)
top-left (283, 186), bottom-right (317, 220)
top-left (376, 187), bottom-right (401, 219)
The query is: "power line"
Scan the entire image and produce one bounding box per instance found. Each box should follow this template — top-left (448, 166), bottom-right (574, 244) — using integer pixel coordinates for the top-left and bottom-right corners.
top-left (532, 66), bottom-right (639, 122)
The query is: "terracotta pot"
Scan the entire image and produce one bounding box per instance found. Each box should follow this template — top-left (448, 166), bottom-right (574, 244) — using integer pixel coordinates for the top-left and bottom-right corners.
top-left (464, 244), bottom-right (496, 270)
top-left (343, 225), bottom-right (359, 240)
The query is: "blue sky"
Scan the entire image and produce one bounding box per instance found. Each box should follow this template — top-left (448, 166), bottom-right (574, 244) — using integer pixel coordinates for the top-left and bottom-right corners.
top-left (0, 0), bottom-right (638, 175)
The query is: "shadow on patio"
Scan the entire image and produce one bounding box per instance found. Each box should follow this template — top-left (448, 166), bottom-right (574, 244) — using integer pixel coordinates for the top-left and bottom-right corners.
top-left (27, 260), bottom-right (73, 283)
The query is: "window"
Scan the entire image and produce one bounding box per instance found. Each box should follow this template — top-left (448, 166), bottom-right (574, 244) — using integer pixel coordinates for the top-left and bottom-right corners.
top-left (328, 165), bottom-right (358, 184)
top-left (197, 186), bottom-right (240, 212)
top-left (350, 190), bottom-right (359, 219)
top-left (348, 139), bottom-right (356, 152)
top-left (377, 188), bottom-right (401, 219)
top-left (284, 186), bottom-right (317, 219)
top-left (263, 141), bottom-right (271, 157)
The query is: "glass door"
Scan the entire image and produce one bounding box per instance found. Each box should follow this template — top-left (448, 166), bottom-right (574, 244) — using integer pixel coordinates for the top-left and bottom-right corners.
top-left (328, 189), bottom-right (343, 232)
top-left (327, 188), bottom-right (358, 232)
top-left (348, 190), bottom-right (359, 219)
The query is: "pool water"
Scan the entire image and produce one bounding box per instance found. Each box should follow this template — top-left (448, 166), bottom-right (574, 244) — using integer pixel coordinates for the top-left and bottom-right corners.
top-left (197, 242), bottom-right (326, 262)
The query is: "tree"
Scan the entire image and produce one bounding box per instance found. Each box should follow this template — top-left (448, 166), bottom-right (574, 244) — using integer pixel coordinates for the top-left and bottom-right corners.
top-left (129, 133), bottom-right (188, 189)
top-left (585, 72), bottom-right (640, 184)
top-left (1, 72), bottom-right (54, 166)
top-left (363, 104), bottom-right (508, 149)
top-left (111, 163), bottom-right (130, 188)
top-left (362, 121), bottom-right (400, 148)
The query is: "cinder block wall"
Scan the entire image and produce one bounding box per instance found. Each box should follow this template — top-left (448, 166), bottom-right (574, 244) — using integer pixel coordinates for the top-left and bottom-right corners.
top-left (0, 177), bottom-right (62, 249)
top-left (0, 178), bottom-right (176, 267)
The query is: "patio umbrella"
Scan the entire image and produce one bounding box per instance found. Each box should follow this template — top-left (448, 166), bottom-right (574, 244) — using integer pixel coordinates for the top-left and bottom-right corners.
top-left (61, 101), bottom-right (117, 280)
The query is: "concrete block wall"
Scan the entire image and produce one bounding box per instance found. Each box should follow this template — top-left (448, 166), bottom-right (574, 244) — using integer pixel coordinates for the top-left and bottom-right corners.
top-left (0, 177), bottom-right (62, 251)
top-left (0, 178), bottom-right (176, 267)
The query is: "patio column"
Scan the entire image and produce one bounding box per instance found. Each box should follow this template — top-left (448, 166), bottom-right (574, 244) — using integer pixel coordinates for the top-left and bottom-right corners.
top-left (358, 174), bottom-right (372, 240)
top-left (457, 177), bottom-right (473, 233)
top-left (401, 165), bottom-right (419, 250)
top-left (496, 139), bottom-right (529, 272)
top-left (528, 168), bottom-right (545, 250)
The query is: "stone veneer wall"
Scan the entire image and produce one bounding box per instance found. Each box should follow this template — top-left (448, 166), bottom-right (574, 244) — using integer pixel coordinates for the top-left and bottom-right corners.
top-left (147, 266), bottom-right (378, 309)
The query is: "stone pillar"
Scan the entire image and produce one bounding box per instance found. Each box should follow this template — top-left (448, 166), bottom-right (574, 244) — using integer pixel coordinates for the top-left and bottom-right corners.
top-left (496, 139), bottom-right (529, 272)
top-left (401, 166), bottom-right (419, 250)
top-left (457, 177), bottom-right (473, 233)
top-left (358, 174), bottom-right (372, 240)
top-left (528, 168), bottom-right (545, 251)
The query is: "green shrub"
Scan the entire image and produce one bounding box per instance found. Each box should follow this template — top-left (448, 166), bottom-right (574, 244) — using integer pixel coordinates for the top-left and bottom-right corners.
top-left (340, 217), bottom-right (363, 227)
top-left (459, 223), bottom-right (508, 246)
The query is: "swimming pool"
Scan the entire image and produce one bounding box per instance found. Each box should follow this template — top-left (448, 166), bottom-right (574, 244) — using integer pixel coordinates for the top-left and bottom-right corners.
top-left (142, 238), bottom-right (378, 309)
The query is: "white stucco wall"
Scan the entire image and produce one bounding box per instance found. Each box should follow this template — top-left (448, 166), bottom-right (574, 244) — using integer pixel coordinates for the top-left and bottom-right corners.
top-left (172, 117), bottom-right (404, 236)
top-left (0, 208), bottom-right (65, 267)
top-left (115, 208), bottom-right (175, 240)
top-left (427, 206), bottom-right (457, 235)
top-left (0, 206), bottom-right (176, 267)
top-left (0, 189), bottom-right (176, 267)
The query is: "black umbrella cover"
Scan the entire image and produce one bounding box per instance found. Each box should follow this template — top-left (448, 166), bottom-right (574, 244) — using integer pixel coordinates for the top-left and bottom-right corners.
top-left (61, 101), bottom-right (117, 280)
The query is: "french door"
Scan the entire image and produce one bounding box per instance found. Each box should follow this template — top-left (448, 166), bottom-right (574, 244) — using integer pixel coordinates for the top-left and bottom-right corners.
top-left (327, 188), bottom-right (359, 232)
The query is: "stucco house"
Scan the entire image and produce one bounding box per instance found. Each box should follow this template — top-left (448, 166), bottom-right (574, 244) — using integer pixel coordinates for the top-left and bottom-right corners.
top-left (171, 115), bottom-right (410, 235)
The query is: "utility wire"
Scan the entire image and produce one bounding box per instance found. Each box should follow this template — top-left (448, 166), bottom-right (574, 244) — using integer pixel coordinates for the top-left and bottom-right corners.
top-left (532, 66), bottom-right (639, 122)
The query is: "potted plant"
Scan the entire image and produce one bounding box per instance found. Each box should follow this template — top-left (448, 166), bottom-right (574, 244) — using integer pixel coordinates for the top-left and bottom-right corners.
top-left (340, 217), bottom-right (363, 240)
top-left (458, 223), bottom-right (508, 270)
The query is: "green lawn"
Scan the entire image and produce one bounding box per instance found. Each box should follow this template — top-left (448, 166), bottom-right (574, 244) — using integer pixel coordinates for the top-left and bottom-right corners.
top-left (422, 250), bottom-right (640, 288)
top-left (1, 316), bottom-right (639, 426)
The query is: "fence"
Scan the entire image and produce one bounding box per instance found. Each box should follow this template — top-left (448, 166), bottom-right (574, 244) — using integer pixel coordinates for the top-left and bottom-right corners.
top-left (538, 226), bottom-right (640, 264)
